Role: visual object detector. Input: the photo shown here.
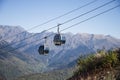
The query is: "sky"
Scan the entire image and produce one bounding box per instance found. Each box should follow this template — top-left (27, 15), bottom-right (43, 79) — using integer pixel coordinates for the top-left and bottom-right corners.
top-left (0, 0), bottom-right (120, 38)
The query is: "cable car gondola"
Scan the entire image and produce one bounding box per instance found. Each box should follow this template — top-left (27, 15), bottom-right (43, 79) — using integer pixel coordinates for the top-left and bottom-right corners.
top-left (53, 24), bottom-right (66, 46)
top-left (38, 37), bottom-right (49, 55)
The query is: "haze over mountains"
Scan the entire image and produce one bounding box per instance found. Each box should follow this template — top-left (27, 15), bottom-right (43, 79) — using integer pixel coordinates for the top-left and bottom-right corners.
top-left (0, 25), bottom-right (120, 79)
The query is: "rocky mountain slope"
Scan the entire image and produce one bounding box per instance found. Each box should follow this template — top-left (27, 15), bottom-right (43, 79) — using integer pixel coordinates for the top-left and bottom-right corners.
top-left (16, 67), bottom-right (75, 80)
top-left (0, 25), bottom-right (120, 79)
top-left (0, 41), bottom-right (46, 80)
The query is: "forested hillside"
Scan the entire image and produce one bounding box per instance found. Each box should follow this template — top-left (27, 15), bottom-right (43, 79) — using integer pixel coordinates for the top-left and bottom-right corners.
top-left (68, 48), bottom-right (120, 80)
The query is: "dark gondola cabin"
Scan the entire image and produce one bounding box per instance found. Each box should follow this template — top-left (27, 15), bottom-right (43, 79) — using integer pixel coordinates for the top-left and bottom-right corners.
top-left (53, 34), bottom-right (66, 46)
top-left (38, 45), bottom-right (49, 55)
top-left (38, 36), bottom-right (49, 55)
top-left (53, 34), bottom-right (62, 45)
top-left (38, 45), bottom-right (44, 54)
top-left (53, 24), bottom-right (66, 46)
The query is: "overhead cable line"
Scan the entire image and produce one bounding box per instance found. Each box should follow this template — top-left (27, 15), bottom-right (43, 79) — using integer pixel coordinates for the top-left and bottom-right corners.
top-left (7, 4), bottom-right (120, 52)
top-left (0, 0), bottom-right (115, 50)
top-left (1, 0), bottom-right (98, 41)
top-left (61, 0), bottom-right (116, 24)
top-left (60, 5), bottom-right (120, 32)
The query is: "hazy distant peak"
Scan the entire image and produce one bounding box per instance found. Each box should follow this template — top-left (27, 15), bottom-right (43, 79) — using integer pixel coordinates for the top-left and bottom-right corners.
top-left (13, 26), bottom-right (25, 31)
top-left (63, 32), bottom-right (73, 36)
top-left (77, 33), bottom-right (105, 39)
top-left (0, 25), bottom-right (25, 32)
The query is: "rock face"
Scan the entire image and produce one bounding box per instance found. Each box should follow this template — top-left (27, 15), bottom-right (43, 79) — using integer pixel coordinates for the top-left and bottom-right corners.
top-left (0, 25), bottom-right (120, 79)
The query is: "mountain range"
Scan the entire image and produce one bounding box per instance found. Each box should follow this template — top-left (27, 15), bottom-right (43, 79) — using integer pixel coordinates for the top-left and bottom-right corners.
top-left (0, 25), bottom-right (120, 79)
